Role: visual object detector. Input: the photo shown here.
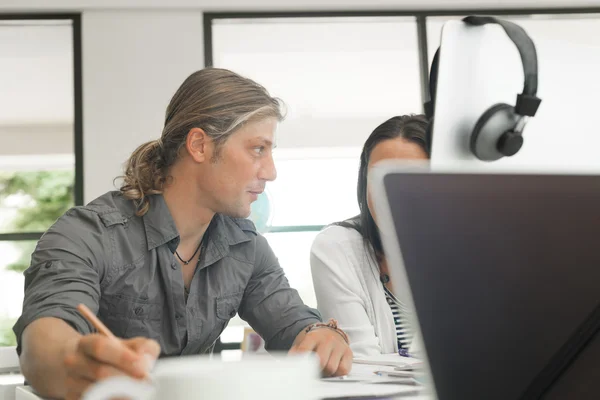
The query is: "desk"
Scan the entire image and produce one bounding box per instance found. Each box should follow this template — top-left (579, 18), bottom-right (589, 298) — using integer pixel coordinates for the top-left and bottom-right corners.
top-left (0, 374), bottom-right (24, 400)
top-left (14, 387), bottom-right (37, 400)
top-left (14, 362), bottom-right (431, 400)
top-left (15, 386), bottom-right (429, 400)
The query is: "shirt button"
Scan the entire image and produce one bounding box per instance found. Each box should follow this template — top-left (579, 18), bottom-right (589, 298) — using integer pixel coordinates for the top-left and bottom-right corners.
top-left (171, 262), bottom-right (178, 270)
top-left (44, 261), bottom-right (53, 269)
top-left (134, 307), bottom-right (143, 316)
top-left (229, 310), bottom-right (236, 318)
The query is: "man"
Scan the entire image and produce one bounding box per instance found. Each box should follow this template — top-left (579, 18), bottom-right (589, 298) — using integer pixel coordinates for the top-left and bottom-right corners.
top-left (14, 68), bottom-right (352, 400)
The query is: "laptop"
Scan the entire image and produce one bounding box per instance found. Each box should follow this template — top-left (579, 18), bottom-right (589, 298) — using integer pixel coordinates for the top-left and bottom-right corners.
top-left (371, 164), bottom-right (600, 400)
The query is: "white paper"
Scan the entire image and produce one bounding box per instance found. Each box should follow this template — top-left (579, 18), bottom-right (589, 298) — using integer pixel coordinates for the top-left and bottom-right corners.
top-left (316, 380), bottom-right (425, 399)
top-left (319, 363), bottom-right (431, 399)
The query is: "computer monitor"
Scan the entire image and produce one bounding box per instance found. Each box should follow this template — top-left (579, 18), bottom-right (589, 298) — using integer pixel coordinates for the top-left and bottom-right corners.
top-left (371, 164), bottom-right (600, 399)
top-left (429, 19), bottom-right (554, 173)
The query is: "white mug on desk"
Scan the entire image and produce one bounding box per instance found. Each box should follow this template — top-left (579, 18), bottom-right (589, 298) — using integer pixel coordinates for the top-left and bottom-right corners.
top-left (82, 353), bottom-right (319, 400)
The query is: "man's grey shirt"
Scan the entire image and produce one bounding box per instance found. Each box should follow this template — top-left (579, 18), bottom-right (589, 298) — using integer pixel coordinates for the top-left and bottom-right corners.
top-left (14, 192), bottom-right (321, 356)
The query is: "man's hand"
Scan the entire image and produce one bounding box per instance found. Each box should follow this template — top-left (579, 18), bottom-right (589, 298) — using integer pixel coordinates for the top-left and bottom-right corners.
top-left (62, 335), bottom-right (160, 400)
top-left (289, 327), bottom-right (352, 377)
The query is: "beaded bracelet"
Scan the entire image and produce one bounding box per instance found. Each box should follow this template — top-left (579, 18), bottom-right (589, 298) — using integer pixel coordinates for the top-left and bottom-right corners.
top-left (304, 318), bottom-right (350, 344)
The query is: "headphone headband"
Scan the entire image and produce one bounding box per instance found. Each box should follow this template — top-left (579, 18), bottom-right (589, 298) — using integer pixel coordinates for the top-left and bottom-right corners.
top-left (424, 48), bottom-right (440, 120)
top-left (426, 16), bottom-right (542, 119)
top-left (462, 16), bottom-right (538, 97)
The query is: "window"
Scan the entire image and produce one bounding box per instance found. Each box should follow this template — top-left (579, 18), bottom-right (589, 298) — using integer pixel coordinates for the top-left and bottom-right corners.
top-left (268, 153), bottom-right (360, 228)
top-left (0, 241), bottom-right (38, 346)
top-left (0, 16), bottom-right (82, 347)
top-left (212, 15), bottom-right (422, 311)
top-left (212, 16), bottom-right (422, 152)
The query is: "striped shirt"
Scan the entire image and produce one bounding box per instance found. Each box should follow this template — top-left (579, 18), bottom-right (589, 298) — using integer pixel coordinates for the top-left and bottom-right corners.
top-left (383, 284), bottom-right (413, 350)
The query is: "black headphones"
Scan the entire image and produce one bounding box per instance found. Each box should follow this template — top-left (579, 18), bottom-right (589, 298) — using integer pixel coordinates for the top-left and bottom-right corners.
top-left (424, 16), bottom-right (542, 161)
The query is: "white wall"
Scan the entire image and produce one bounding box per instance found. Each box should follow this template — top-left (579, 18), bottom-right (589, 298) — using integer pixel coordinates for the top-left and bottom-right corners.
top-left (82, 11), bottom-right (204, 201)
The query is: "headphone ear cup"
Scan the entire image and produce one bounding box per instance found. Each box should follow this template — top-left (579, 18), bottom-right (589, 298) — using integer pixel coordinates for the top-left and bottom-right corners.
top-left (470, 103), bottom-right (520, 161)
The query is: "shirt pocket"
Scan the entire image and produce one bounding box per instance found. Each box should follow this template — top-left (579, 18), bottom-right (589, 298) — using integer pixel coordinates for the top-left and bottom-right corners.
top-left (216, 291), bottom-right (244, 321)
top-left (99, 294), bottom-right (163, 341)
top-left (202, 291), bottom-right (244, 350)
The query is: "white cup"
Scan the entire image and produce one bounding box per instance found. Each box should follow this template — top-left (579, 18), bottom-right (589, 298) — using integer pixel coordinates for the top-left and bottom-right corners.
top-left (82, 353), bottom-right (319, 400)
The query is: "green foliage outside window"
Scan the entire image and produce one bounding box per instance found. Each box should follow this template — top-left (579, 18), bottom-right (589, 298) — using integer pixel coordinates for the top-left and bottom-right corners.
top-left (0, 318), bottom-right (17, 347)
top-left (0, 171), bottom-right (74, 272)
top-left (0, 170), bottom-right (74, 346)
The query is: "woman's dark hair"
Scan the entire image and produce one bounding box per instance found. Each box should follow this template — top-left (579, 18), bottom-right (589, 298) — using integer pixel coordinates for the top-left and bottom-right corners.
top-left (335, 114), bottom-right (430, 261)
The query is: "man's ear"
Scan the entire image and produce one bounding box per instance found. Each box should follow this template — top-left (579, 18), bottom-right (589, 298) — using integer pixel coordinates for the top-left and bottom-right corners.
top-left (185, 128), bottom-right (212, 163)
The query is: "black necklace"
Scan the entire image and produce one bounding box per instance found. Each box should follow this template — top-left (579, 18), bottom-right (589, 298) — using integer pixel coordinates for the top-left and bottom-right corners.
top-left (175, 239), bottom-right (203, 265)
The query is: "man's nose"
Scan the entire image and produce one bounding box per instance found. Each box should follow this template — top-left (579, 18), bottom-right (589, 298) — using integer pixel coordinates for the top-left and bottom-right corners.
top-left (259, 155), bottom-right (277, 182)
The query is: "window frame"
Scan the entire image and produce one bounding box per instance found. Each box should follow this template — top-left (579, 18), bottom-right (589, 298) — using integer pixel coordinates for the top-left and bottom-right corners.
top-left (0, 13), bottom-right (84, 243)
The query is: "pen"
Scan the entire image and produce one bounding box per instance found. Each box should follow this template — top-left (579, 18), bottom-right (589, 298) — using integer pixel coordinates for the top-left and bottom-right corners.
top-left (374, 370), bottom-right (414, 378)
top-left (76, 303), bottom-right (118, 341)
top-left (77, 304), bottom-right (155, 377)
top-left (394, 365), bottom-right (416, 371)
top-left (321, 376), bottom-right (363, 383)
top-left (373, 372), bottom-right (420, 386)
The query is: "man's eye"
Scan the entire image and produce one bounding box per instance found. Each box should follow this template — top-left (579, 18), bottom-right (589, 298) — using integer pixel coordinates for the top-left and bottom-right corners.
top-left (254, 146), bottom-right (265, 154)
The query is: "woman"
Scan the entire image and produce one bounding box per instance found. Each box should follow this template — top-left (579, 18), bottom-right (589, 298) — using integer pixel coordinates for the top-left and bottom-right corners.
top-left (310, 114), bottom-right (430, 357)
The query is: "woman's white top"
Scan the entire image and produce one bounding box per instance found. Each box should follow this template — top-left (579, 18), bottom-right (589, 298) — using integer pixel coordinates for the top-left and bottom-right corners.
top-left (310, 225), bottom-right (403, 357)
